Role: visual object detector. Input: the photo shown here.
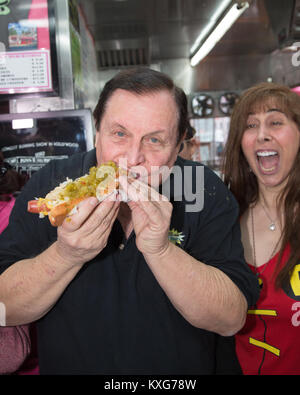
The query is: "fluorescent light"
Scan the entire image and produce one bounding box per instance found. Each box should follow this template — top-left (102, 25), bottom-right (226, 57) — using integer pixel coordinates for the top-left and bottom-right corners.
top-left (190, 0), bottom-right (232, 54)
top-left (190, 2), bottom-right (249, 67)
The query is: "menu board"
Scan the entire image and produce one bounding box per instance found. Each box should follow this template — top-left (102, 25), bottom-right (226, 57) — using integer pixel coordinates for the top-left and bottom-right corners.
top-left (0, 50), bottom-right (51, 92)
top-left (0, 0), bottom-right (57, 97)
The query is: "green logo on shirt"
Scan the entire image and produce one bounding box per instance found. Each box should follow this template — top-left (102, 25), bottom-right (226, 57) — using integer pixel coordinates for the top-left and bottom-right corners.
top-left (168, 228), bottom-right (185, 245)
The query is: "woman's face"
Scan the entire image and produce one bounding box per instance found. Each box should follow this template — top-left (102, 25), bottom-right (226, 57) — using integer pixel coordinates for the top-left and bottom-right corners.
top-left (241, 101), bottom-right (300, 190)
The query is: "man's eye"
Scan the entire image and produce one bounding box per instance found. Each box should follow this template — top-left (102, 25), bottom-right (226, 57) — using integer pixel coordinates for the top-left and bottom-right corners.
top-left (115, 131), bottom-right (125, 137)
top-left (145, 136), bottom-right (161, 145)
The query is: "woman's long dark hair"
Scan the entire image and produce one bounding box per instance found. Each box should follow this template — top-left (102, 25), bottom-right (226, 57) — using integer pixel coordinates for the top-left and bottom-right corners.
top-left (222, 82), bottom-right (300, 290)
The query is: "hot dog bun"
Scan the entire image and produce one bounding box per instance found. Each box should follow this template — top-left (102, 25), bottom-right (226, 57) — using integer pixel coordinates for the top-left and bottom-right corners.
top-left (27, 162), bottom-right (123, 226)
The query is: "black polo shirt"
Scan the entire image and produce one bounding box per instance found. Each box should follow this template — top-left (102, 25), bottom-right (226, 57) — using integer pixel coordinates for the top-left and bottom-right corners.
top-left (0, 149), bottom-right (259, 374)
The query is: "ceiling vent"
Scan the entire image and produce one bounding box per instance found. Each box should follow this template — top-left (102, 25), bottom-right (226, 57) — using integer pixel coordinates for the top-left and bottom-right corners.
top-left (95, 20), bottom-right (150, 68)
top-left (98, 47), bottom-right (149, 68)
top-left (96, 36), bottom-right (150, 68)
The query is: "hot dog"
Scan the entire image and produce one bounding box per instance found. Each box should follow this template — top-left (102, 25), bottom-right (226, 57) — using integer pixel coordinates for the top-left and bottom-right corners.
top-left (27, 161), bottom-right (123, 226)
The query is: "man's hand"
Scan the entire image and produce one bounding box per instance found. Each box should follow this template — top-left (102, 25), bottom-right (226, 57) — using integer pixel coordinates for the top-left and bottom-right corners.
top-left (119, 176), bottom-right (172, 256)
top-left (0, 195), bottom-right (120, 326)
top-left (56, 196), bottom-right (120, 266)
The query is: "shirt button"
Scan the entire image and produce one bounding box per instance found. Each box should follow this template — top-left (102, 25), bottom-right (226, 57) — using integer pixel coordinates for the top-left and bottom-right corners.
top-left (119, 243), bottom-right (125, 250)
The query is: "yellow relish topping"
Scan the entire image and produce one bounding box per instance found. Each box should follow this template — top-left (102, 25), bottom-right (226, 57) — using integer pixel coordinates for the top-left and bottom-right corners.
top-left (58, 162), bottom-right (118, 200)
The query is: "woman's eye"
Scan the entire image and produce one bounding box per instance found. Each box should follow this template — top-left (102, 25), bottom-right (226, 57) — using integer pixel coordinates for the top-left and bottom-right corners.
top-left (150, 137), bottom-right (159, 144)
top-left (271, 120), bottom-right (283, 126)
top-left (246, 123), bottom-right (257, 129)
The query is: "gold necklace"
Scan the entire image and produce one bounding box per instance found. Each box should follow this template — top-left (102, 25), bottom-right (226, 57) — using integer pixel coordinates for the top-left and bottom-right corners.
top-left (250, 207), bottom-right (281, 275)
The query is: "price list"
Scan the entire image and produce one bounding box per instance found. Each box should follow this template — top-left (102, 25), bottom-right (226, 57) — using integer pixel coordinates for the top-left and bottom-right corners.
top-left (0, 50), bottom-right (52, 93)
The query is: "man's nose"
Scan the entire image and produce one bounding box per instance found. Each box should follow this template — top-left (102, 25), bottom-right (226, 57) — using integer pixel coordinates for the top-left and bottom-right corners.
top-left (126, 142), bottom-right (145, 167)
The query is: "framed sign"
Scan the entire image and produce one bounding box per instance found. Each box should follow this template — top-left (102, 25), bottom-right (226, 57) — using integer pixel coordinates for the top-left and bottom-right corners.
top-left (0, 109), bottom-right (94, 177)
top-left (0, 0), bottom-right (59, 100)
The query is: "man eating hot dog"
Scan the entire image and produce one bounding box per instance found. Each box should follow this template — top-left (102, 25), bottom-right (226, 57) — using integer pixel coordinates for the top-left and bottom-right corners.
top-left (0, 67), bottom-right (259, 375)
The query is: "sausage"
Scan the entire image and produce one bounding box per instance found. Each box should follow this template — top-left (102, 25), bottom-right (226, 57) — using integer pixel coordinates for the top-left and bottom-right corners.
top-left (27, 200), bottom-right (50, 214)
top-left (27, 196), bottom-right (86, 226)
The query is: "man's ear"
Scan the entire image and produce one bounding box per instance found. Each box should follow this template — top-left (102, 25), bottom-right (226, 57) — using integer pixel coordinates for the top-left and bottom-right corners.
top-left (177, 131), bottom-right (187, 153)
top-left (94, 131), bottom-right (100, 147)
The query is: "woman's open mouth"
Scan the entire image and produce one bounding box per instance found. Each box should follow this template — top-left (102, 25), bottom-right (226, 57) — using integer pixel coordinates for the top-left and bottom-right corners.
top-left (256, 150), bottom-right (279, 174)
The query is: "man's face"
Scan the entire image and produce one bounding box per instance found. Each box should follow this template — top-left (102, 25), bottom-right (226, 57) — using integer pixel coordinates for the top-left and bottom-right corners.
top-left (95, 88), bottom-right (182, 185)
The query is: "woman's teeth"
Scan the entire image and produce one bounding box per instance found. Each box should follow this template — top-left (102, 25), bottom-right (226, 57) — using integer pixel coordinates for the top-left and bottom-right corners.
top-left (257, 151), bottom-right (278, 157)
top-left (256, 151), bottom-right (279, 172)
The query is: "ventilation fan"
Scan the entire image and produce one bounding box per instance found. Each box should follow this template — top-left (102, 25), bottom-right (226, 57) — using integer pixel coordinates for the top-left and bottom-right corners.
top-left (218, 92), bottom-right (239, 115)
top-left (191, 94), bottom-right (214, 117)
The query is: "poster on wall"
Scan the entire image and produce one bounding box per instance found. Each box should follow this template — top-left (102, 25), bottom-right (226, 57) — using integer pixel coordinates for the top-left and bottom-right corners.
top-left (0, 0), bottom-right (58, 98)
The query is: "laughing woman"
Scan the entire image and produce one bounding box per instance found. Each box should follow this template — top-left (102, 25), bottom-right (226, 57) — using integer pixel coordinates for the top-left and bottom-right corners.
top-left (223, 82), bottom-right (300, 375)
